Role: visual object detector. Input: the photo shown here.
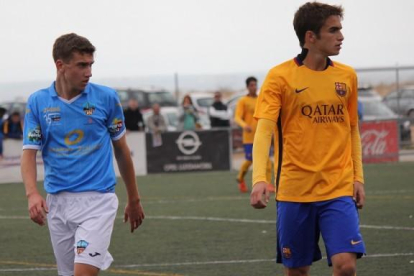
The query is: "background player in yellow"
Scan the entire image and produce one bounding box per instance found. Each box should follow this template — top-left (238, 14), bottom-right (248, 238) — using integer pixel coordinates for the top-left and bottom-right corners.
top-left (234, 77), bottom-right (273, 193)
top-left (250, 2), bottom-right (365, 276)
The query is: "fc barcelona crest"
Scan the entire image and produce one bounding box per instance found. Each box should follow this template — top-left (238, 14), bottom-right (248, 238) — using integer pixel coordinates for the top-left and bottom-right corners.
top-left (335, 82), bottom-right (347, 97)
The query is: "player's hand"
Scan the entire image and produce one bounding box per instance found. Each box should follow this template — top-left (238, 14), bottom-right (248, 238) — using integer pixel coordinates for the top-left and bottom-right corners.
top-left (124, 198), bottom-right (145, 233)
top-left (353, 181), bottom-right (365, 209)
top-left (27, 192), bottom-right (48, 226)
top-left (244, 126), bottom-right (252, 132)
top-left (250, 182), bottom-right (270, 209)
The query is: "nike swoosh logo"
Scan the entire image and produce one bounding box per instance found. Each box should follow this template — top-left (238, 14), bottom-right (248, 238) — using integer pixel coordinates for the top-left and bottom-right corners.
top-left (295, 87), bottom-right (308, 93)
top-left (351, 240), bottom-right (363, 245)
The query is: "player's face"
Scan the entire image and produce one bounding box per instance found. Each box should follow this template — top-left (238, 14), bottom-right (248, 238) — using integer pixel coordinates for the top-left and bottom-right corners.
top-left (314, 15), bottom-right (344, 56)
top-left (59, 52), bottom-right (94, 92)
top-left (247, 81), bottom-right (257, 95)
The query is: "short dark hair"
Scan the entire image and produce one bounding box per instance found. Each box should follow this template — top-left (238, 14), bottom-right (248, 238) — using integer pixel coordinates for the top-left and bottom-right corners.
top-left (245, 76), bottom-right (257, 87)
top-left (293, 2), bottom-right (343, 48)
top-left (52, 33), bottom-right (95, 62)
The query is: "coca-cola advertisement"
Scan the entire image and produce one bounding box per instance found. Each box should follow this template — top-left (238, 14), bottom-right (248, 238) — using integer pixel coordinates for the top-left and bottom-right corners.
top-left (360, 120), bottom-right (399, 163)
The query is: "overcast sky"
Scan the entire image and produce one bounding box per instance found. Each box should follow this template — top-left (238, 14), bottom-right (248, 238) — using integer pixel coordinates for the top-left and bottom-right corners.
top-left (0, 0), bottom-right (413, 100)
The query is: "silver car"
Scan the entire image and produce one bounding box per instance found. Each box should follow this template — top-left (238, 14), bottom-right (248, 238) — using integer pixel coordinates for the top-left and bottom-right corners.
top-left (383, 87), bottom-right (414, 118)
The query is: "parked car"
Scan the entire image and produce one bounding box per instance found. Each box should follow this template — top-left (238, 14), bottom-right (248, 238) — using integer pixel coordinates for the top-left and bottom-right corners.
top-left (116, 88), bottom-right (177, 111)
top-left (382, 87), bottom-right (414, 118)
top-left (142, 107), bottom-right (179, 132)
top-left (358, 86), bottom-right (382, 100)
top-left (359, 97), bottom-right (411, 142)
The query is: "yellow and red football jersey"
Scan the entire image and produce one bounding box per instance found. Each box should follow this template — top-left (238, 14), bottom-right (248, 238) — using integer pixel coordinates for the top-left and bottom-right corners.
top-left (254, 57), bottom-right (363, 202)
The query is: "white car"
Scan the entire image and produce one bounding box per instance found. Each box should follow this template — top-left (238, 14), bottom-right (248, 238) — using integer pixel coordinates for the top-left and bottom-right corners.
top-left (142, 106), bottom-right (179, 132)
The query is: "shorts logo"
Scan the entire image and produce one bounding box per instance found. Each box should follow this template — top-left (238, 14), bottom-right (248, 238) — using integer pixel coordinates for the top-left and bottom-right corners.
top-left (28, 126), bottom-right (42, 143)
top-left (83, 102), bottom-right (96, 115)
top-left (335, 82), bottom-right (347, 97)
top-left (76, 240), bottom-right (89, 254)
top-left (282, 247), bottom-right (292, 259)
top-left (351, 240), bottom-right (363, 245)
top-left (108, 118), bottom-right (123, 133)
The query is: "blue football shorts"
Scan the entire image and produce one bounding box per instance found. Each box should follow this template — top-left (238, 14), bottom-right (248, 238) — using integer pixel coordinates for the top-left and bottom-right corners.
top-left (243, 144), bottom-right (274, 161)
top-left (276, 196), bottom-right (365, 268)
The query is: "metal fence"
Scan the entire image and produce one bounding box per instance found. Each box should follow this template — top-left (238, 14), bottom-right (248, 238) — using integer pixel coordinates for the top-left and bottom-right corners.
top-left (356, 65), bottom-right (414, 147)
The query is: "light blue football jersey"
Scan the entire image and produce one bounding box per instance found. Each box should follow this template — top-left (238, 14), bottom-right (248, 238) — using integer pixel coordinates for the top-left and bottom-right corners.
top-left (23, 82), bottom-right (126, 194)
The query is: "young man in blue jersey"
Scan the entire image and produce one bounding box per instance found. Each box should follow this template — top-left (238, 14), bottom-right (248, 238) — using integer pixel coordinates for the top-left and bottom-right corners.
top-left (21, 33), bottom-right (145, 276)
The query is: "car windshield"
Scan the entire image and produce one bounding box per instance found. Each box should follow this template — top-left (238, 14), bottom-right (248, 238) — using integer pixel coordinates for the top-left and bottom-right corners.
top-left (358, 88), bottom-right (379, 97)
top-left (148, 92), bottom-right (177, 107)
top-left (196, 98), bottom-right (214, 107)
top-left (363, 101), bottom-right (395, 117)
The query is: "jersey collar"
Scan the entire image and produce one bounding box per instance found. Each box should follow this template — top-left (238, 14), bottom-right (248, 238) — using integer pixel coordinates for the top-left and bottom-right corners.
top-left (293, 48), bottom-right (334, 69)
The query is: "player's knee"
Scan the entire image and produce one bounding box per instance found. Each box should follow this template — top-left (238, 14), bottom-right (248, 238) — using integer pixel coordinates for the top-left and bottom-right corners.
top-left (333, 261), bottom-right (356, 276)
top-left (285, 267), bottom-right (310, 276)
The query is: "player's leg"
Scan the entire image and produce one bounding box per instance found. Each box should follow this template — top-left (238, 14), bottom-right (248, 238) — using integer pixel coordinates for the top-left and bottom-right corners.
top-left (331, 253), bottom-right (357, 276)
top-left (237, 144), bottom-right (253, 192)
top-left (276, 201), bottom-right (322, 276)
top-left (46, 194), bottom-right (77, 276)
top-left (284, 266), bottom-right (310, 276)
top-left (74, 263), bottom-right (99, 276)
top-left (318, 196), bottom-right (365, 276)
top-left (73, 192), bottom-right (119, 274)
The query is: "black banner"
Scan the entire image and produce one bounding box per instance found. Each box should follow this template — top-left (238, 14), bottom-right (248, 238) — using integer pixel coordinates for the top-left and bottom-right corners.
top-left (146, 130), bottom-right (231, 173)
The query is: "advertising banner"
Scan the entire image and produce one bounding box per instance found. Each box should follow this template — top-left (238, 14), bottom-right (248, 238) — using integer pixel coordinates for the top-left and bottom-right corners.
top-left (146, 130), bottom-right (231, 173)
top-left (360, 120), bottom-right (399, 163)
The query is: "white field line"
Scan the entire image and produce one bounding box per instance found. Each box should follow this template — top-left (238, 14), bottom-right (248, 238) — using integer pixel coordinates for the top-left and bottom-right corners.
top-left (118, 253), bottom-right (414, 268)
top-left (0, 253), bottom-right (412, 272)
top-left (1, 215), bottom-right (413, 231)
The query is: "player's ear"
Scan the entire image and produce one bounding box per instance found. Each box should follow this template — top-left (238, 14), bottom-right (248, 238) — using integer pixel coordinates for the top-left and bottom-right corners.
top-left (305, 30), bottom-right (316, 44)
top-left (55, 59), bottom-right (64, 72)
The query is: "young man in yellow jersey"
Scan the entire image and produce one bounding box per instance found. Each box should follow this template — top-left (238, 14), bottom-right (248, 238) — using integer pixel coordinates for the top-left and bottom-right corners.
top-left (250, 2), bottom-right (365, 276)
top-left (235, 77), bottom-right (273, 193)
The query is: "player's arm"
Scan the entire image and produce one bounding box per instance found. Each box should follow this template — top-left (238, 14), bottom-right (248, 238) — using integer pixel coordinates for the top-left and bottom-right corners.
top-left (112, 135), bottom-right (145, 232)
top-left (251, 119), bottom-right (275, 209)
top-left (250, 69), bottom-right (282, 209)
top-left (349, 73), bottom-right (365, 209)
top-left (234, 99), bottom-right (251, 132)
top-left (21, 97), bottom-right (48, 226)
top-left (21, 149), bottom-right (48, 226)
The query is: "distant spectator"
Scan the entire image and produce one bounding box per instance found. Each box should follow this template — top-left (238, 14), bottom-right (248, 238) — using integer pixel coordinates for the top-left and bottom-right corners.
top-left (0, 107), bottom-right (6, 158)
top-left (178, 95), bottom-right (199, 131)
top-left (123, 98), bottom-right (145, 131)
top-left (209, 91), bottom-right (230, 128)
top-left (358, 100), bottom-right (364, 121)
top-left (147, 104), bottom-right (167, 133)
top-left (3, 111), bottom-right (23, 139)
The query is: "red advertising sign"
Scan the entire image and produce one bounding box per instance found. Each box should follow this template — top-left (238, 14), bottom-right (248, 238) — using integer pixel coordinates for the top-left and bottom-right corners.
top-left (360, 120), bottom-right (399, 163)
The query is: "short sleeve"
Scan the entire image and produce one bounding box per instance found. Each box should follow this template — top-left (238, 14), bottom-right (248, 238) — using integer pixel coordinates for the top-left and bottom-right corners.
top-left (254, 69), bottom-right (282, 122)
top-left (106, 91), bottom-right (126, 140)
top-left (22, 95), bottom-right (42, 150)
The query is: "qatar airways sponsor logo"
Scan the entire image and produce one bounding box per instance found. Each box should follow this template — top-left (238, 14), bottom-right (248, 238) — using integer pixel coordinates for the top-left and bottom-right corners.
top-left (361, 129), bottom-right (388, 156)
top-left (301, 104), bottom-right (345, 124)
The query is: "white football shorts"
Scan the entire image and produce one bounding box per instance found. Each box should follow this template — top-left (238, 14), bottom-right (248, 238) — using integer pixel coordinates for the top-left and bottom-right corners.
top-left (46, 191), bottom-right (118, 276)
